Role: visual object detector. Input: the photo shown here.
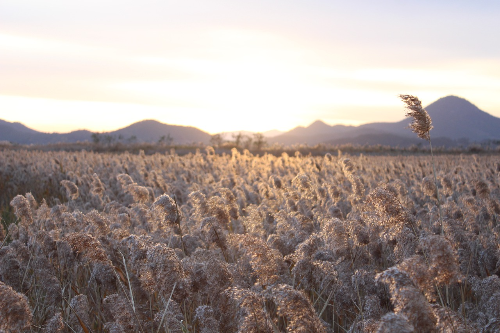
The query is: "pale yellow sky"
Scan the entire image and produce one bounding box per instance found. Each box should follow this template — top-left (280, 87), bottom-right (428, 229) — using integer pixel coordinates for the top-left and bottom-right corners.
top-left (1, 1), bottom-right (500, 134)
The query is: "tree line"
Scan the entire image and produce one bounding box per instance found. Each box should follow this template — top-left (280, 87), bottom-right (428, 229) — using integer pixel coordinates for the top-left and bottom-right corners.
top-left (210, 132), bottom-right (267, 150)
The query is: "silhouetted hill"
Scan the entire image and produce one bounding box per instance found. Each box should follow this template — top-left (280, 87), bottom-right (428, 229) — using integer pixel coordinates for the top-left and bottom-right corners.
top-left (0, 119), bottom-right (211, 145)
top-left (108, 120), bottom-right (211, 144)
top-left (418, 96), bottom-right (500, 141)
top-left (273, 121), bottom-right (356, 145)
top-left (357, 96), bottom-right (500, 141)
top-left (270, 96), bottom-right (500, 147)
top-left (2, 96), bottom-right (498, 147)
top-left (0, 120), bottom-right (92, 144)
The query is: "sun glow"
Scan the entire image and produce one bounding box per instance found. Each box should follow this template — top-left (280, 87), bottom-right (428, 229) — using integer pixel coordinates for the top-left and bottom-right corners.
top-left (2, 14), bottom-right (500, 134)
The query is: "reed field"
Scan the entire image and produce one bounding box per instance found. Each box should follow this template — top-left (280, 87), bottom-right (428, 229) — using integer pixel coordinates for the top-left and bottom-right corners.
top-left (0, 146), bottom-right (499, 333)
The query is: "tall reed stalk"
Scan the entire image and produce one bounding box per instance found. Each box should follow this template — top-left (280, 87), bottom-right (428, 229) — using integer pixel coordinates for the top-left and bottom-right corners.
top-left (400, 94), bottom-right (443, 234)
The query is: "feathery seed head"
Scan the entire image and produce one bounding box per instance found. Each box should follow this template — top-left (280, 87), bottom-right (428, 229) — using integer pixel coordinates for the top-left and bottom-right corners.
top-left (116, 173), bottom-right (135, 188)
top-left (10, 194), bottom-right (33, 225)
top-left (400, 94), bottom-right (433, 141)
top-left (91, 173), bottom-right (105, 197)
top-left (377, 312), bottom-right (414, 333)
top-left (0, 281), bottom-right (33, 331)
top-left (271, 284), bottom-right (327, 333)
top-left (151, 194), bottom-right (178, 226)
top-left (61, 180), bottom-right (79, 200)
top-left (42, 312), bottom-right (64, 333)
top-left (422, 176), bottom-right (437, 199)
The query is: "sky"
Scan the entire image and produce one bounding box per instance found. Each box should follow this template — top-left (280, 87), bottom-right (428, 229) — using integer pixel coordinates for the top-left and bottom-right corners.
top-left (1, 0), bottom-right (500, 134)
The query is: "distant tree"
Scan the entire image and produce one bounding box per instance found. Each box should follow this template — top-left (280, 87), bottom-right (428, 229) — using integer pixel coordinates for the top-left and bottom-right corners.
top-left (158, 134), bottom-right (174, 145)
top-left (127, 135), bottom-right (137, 144)
top-left (232, 132), bottom-right (243, 148)
top-left (91, 133), bottom-right (101, 144)
top-left (243, 135), bottom-right (253, 149)
top-left (103, 135), bottom-right (115, 145)
top-left (210, 134), bottom-right (223, 148)
top-left (253, 133), bottom-right (267, 150)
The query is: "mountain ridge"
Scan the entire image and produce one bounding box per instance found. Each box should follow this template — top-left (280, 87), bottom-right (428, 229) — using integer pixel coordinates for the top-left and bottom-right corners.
top-left (1, 96), bottom-right (499, 147)
top-left (0, 119), bottom-right (211, 145)
top-left (269, 96), bottom-right (500, 147)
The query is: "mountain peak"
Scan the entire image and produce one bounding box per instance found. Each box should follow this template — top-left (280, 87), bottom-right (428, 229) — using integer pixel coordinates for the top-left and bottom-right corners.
top-left (426, 95), bottom-right (481, 115)
top-left (307, 120), bottom-right (330, 131)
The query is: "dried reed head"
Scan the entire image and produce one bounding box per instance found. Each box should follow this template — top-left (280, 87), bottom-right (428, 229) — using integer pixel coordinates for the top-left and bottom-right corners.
top-left (68, 294), bottom-right (90, 333)
top-left (474, 179), bottom-right (490, 200)
top-left (117, 173), bottom-right (135, 188)
top-left (91, 173), bottom-right (105, 197)
top-left (0, 280), bottom-right (33, 331)
top-left (227, 288), bottom-right (273, 333)
top-left (86, 210), bottom-right (111, 236)
top-left (270, 175), bottom-right (283, 189)
top-left (189, 191), bottom-right (209, 217)
top-left (200, 216), bottom-right (228, 252)
top-left (64, 232), bottom-right (109, 263)
top-left (42, 312), bottom-right (64, 333)
top-left (400, 94), bottom-right (433, 141)
top-left (194, 305), bottom-right (220, 333)
top-left (141, 243), bottom-right (188, 300)
top-left (151, 194), bottom-right (179, 226)
top-left (422, 176), bottom-right (437, 199)
top-left (341, 158), bottom-right (355, 174)
top-left (127, 185), bottom-right (151, 203)
top-left (420, 235), bottom-right (461, 286)
top-left (89, 261), bottom-right (117, 294)
top-left (376, 312), bottom-right (414, 333)
top-left (102, 294), bottom-right (137, 332)
top-left (61, 180), bottom-right (79, 200)
top-left (431, 304), bottom-right (472, 333)
top-left (397, 255), bottom-right (434, 301)
top-left (10, 194), bottom-right (33, 225)
top-left (271, 284), bottom-right (327, 333)
top-left (367, 187), bottom-right (414, 231)
top-left (25, 192), bottom-right (38, 211)
top-left (207, 196), bottom-right (231, 227)
top-left (376, 267), bottom-right (437, 332)
top-left (292, 173), bottom-right (312, 192)
top-left (231, 234), bottom-right (284, 286)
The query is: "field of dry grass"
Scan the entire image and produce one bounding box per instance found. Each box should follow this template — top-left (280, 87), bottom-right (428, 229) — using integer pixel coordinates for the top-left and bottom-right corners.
top-left (1, 148), bottom-right (499, 332)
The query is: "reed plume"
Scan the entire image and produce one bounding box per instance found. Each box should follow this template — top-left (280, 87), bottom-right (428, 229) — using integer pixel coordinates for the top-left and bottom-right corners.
top-left (399, 94), bottom-right (433, 141)
top-left (61, 180), bottom-right (79, 200)
top-left (0, 280), bottom-right (33, 331)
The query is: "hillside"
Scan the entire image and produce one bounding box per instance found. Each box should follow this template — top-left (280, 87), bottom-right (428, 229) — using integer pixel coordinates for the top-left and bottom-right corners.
top-left (0, 119), bottom-right (211, 145)
top-left (2, 96), bottom-right (498, 147)
top-left (270, 96), bottom-right (500, 147)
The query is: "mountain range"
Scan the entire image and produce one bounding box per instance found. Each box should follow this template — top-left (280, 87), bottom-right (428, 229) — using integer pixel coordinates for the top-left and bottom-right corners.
top-left (0, 119), bottom-right (211, 145)
top-left (268, 96), bottom-right (500, 147)
top-left (1, 96), bottom-right (499, 147)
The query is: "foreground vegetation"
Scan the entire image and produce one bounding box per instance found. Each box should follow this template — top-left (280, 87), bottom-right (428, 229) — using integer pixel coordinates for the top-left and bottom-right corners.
top-left (0, 148), bottom-right (499, 332)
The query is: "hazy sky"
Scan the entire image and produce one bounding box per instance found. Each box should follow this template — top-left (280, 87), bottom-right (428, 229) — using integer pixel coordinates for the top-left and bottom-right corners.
top-left (1, 0), bottom-right (500, 134)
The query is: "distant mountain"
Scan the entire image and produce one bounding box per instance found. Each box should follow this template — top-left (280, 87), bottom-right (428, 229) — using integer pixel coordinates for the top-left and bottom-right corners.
top-left (356, 96), bottom-right (500, 141)
top-left (0, 119), bottom-right (92, 144)
top-left (263, 129), bottom-right (284, 138)
top-left (0, 119), bottom-right (211, 145)
top-left (108, 120), bottom-right (211, 144)
top-left (2, 96), bottom-right (498, 147)
top-left (270, 96), bottom-right (500, 147)
top-left (270, 121), bottom-right (356, 146)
